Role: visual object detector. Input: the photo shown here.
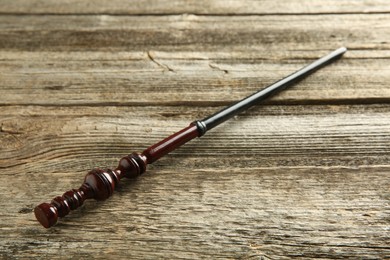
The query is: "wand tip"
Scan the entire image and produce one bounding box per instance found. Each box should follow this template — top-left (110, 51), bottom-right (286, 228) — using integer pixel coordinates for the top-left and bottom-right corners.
top-left (336, 46), bottom-right (348, 56)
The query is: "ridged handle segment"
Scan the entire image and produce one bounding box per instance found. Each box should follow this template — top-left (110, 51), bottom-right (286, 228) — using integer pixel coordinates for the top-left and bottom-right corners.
top-left (34, 153), bottom-right (147, 228)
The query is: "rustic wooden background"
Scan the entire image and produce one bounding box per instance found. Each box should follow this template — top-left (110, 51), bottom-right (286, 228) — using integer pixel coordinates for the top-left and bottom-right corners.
top-left (1, 1), bottom-right (389, 259)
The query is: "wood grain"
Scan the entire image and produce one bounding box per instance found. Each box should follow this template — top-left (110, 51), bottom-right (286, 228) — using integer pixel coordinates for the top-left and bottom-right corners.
top-left (1, 105), bottom-right (389, 258)
top-left (0, 14), bottom-right (389, 51)
top-left (0, 1), bottom-right (389, 259)
top-left (1, 105), bottom-right (390, 168)
top-left (1, 0), bottom-right (390, 14)
top-left (1, 50), bottom-right (390, 106)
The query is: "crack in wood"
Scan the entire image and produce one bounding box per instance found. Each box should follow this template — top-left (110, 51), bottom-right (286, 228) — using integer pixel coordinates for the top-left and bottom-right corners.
top-left (147, 51), bottom-right (174, 72)
top-left (18, 206), bottom-right (33, 214)
top-left (209, 62), bottom-right (229, 74)
top-left (0, 123), bottom-right (23, 135)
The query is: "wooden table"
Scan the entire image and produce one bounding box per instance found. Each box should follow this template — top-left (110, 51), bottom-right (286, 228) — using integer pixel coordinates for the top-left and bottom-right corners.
top-left (1, 1), bottom-right (389, 258)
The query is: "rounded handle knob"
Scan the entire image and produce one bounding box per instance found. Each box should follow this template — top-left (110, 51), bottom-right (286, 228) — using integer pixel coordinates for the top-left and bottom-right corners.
top-left (34, 168), bottom-right (120, 228)
top-left (34, 184), bottom-right (91, 228)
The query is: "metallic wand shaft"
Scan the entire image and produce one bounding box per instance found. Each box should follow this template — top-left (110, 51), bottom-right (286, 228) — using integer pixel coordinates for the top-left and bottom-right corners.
top-left (201, 47), bottom-right (347, 131)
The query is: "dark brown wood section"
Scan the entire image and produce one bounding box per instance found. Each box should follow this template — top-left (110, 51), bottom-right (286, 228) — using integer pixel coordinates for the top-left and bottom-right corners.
top-left (142, 123), bottom-right (199, 163)
top-left (0, 1), bottom-right (389, 259)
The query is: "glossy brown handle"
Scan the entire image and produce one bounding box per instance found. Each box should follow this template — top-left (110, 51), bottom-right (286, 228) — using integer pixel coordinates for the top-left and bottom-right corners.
top-left (35, 123), bottom-right (201, 228)
top-left (35, 154), bottom-right (147, 228)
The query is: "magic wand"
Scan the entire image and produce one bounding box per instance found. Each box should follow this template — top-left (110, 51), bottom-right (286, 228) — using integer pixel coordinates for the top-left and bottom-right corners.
top-left (35, 47), bottom-right (347, 228)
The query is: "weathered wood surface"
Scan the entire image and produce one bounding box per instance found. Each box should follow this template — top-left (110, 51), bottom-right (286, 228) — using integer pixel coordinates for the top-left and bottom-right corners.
top-left (0, 14), bottom-right (389, 52)
top-left (0, 1), bottom-right (389, 259)
top-left (1, 0), bottom-right (390, 14)
top-left (0, 50), bottom-right (390, 106)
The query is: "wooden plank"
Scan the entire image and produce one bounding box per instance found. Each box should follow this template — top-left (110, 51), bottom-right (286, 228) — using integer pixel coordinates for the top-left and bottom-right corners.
top-left (1, 104), bottom-right (389, 171)
top-left (1, 0), bottom-right (390, 15)
top-left (1, 104), bottom-right (389, 258)
top-left (1, 50), bottom-right (389, 106)
top-left (1, 168), bottom-right (389, 259)
top-left (0, 14), bottom-right (389, 51)
top-left (1, 1), bottom-right (389, 259)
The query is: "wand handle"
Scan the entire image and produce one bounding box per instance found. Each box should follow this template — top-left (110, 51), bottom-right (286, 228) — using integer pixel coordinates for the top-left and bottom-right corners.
top-left (35, 48), bottom-right (347, 228)
top-left (35, 123), bottom-right (201, 228)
